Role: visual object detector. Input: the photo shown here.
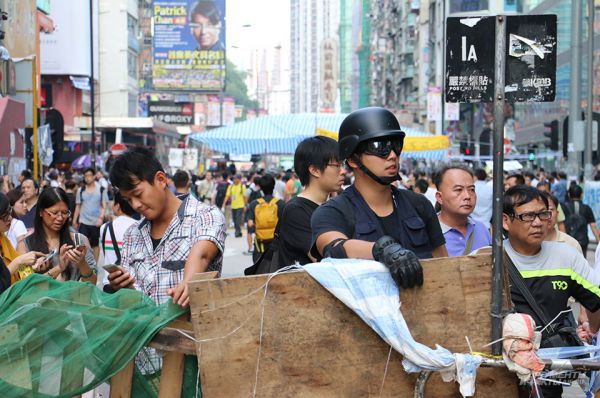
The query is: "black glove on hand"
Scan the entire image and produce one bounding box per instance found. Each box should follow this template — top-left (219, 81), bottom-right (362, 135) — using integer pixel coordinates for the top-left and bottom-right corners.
top-left (372, 235), bottom-right (423, 289)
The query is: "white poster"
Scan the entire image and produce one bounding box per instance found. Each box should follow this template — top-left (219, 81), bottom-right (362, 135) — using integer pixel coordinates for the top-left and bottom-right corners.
top-left (445, 103), bottom-right (460, 121)
top-left (168, 148), bottom-right (184, 168)
top-left (427, 90), bottom-right (441, 121)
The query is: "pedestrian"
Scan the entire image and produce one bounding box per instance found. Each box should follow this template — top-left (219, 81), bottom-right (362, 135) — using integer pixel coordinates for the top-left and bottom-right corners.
top-left (503, 185), bottom-right (600, 398)
top-left (244, 173), bottom-right (263, 255)
top-left (5, 189), bottom-right (28, 251)
top-left (172, 169), bottom-right (191, 199)
top-left (98, 190), bottom-right (138, 292)
top-left (277, 136), bottom-right (344, 267)
top-left (284, 172), bottom-right (302, 202)
top-left (540, 191), bottom-right (581, 253)
top-left (471, 168), bottom-right (493, 229)
top-left (563, 184), bottom-right (600, 254)
top-left (504, 173), bottom-right (525, 191)
top-left (196, 171), bottom-right (215, 204)
top-left (19, 178), bottom-right (39, 231)
top-left (73, 167), bottom-right (109, 261)
top-left (20, 187), bottom-right (97, 284)
top-left (311, 107), bottom-right (448, 289)
top-left (274, 172), bottom-right (286, 200)
top-left (106, 147), bottom-right (226, 307)
top-left (537, 181), bottom-right (566, 232)
top-left (247, 174), bottom-right (284, 263)
top-left (434, 165), bottom-right (491, 256)
top-left (224, 174), bottom-right (246, 237)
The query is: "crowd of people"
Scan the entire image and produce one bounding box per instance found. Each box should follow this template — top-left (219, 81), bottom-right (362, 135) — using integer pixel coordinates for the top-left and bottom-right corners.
top-left (2, 107), bottom-right (600, 395)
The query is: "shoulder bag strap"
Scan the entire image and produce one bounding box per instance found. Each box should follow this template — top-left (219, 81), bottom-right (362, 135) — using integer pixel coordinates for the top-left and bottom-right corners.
top-left (462, 229), bottom-right (476, 255)
top-left (504, 250), bottom-right (551, 326)
top-left (108, 221), bottom-right (121, 265)
top-left (101, 224), bottom-right (108, 255)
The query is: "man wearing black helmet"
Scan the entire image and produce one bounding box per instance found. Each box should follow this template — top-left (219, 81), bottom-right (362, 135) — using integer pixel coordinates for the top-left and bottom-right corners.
top-left (311, 107), bottom-right (448, 289)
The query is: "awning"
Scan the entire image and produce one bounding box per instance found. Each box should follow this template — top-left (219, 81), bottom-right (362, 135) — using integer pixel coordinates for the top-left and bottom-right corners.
top-left (0, 97), bottom-right (25, 157)
top-left (189, 113), bottom-right (448, 159)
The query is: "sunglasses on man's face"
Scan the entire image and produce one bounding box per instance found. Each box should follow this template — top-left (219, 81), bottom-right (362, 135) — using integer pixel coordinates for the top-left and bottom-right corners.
top-left (358, 138), bottom-right (404, 158)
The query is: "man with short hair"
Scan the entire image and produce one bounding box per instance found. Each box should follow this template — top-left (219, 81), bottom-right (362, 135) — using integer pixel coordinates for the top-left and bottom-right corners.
top-left (435, 166), bottom-right (491, 256)
top-left (504, 173), bottom-right (525, 191)
top-left (537, 181), bottom-right (566, 232)
top-left (503, 185), bottom-right (600, 397)
top-left (247, 175), bottom-right (284, 263)
top-left (172, 169), bottom-right (191, 199)
top-left (224, 174), bottom-right (246, 237)
top-left (277, 136), bottom-right (344, 267)
top-left (73, 167), bottom-right (109, 260)
top-left (412, 179), bottom-right (429, 195)
top-left (563, 184), bottom-right (600, 254)
top-left (196, 171), bottom-right (215, 204)
top-left (312, 107), bottom-right (447, 290)
top-left (20, 178), bottom-right (39, 231)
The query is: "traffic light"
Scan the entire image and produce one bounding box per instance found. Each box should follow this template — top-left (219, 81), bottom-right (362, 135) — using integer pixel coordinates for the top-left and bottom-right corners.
top-left (543, 120), bottom-right (559, 151)
top-left (460, 140), bottom-right (475, 156)
top-left (528, 144), bottom-right (537, 161)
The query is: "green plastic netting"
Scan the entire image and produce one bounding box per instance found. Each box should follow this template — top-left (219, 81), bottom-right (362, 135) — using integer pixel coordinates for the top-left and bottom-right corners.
top-left (0, 274), bottom-right (201, 397)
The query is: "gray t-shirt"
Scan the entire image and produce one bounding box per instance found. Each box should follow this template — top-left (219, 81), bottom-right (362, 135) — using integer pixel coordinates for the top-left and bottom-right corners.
top-left (76, 183), bottom-right (108, 225)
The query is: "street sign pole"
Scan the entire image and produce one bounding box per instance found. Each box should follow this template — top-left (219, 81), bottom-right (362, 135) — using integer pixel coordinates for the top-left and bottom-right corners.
top-left (569, 0), bottom-right (582, 178)
top-left (491, 15), bottom-right (506, 357)
top-left (585, 0), bottom-right (595, 181)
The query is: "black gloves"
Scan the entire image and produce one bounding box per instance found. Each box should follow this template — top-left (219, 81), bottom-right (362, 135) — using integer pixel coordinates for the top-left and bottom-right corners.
top-left (372, 235), bottom-right (423, 289)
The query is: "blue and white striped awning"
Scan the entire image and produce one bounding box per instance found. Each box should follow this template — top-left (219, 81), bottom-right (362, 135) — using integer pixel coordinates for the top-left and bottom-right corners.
top-left (189, 113), bottom-right (447, 159)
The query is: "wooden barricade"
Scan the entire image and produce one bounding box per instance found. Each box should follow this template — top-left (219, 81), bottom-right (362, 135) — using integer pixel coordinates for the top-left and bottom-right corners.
top-left (186, 254), bottom-right (519, 397)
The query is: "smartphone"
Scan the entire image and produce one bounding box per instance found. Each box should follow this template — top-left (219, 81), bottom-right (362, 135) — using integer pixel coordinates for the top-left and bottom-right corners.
top-left (44, 249), bottom-right (59, 262)
top-left (102, 264), bottom-right (123, 273)
top-left (73, 234), bottom-right (86, 250)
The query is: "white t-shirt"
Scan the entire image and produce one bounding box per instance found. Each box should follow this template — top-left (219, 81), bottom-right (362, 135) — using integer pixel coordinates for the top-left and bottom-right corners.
top-left (6, 218), bottom-right (27, 248)
top-left (472, 180), bottom-right (493, 228)
top-left (99, 215), bottom-right (138, 287)
top-left (424, 187), bottom-right (438, 207)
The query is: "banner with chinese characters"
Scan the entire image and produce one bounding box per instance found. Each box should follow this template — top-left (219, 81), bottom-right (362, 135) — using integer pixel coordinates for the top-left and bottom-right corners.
top-left (152, 0), bottom-right (226, 91)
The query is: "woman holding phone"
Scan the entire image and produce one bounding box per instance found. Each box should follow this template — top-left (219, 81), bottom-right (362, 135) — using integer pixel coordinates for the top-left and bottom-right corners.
top-left (18, 188), bottom-right (97, 283)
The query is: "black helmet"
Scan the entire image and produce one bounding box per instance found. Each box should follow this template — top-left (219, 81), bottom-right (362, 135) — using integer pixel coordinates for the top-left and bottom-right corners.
top-left (338, 107), bottom-right (406, 159)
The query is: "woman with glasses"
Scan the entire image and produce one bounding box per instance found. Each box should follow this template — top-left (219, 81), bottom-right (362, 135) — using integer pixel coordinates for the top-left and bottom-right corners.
top-left (5, 189), bottom-right (28, 250)
top-left (18, 188), bottom-right (97, 283)
top-left (0, 192), bottom-right (47, 291)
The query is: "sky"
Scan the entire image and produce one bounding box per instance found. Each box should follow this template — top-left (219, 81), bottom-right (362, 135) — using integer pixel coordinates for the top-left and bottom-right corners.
top-left (225, 0), bottom-right (290, 71)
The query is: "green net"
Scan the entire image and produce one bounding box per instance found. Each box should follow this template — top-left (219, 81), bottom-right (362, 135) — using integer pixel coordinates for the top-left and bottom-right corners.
top-left (0, 274), bottom-right (201, 397)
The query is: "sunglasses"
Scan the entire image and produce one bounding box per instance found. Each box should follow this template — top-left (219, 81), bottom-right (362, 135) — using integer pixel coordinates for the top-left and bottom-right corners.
top-left (357, 138), bottom-right (404, 158)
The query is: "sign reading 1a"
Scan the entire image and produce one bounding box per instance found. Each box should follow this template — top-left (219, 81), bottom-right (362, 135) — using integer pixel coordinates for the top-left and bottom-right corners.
top-left (446, 17), bottom-right (496, 103)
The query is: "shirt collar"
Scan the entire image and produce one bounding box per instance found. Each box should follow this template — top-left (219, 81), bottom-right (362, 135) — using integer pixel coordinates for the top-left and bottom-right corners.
top-left (438, 216), bottom-right (475, 234)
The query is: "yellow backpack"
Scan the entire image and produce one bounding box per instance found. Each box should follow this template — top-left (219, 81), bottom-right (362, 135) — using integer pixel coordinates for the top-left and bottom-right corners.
top-left (254, 198), bottom-right (279, 241)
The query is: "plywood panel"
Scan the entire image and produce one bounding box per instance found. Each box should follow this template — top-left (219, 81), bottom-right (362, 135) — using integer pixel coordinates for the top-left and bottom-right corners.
top-left (188, 254), bottom-right (518, 397)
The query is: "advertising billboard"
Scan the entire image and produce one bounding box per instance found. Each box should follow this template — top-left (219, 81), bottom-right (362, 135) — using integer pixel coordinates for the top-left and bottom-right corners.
top-left (148, 101), bottom-right (194, 125)
top-left (152, 0), bottom-right (226, 91)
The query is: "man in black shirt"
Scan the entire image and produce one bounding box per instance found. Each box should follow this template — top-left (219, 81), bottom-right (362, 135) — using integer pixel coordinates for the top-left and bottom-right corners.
top-left (563, 184), bottom-right (600, 254)
top-left (311, 107), bottom-right (447, 289)
top-left (277, 136), bottom-right (344, 267)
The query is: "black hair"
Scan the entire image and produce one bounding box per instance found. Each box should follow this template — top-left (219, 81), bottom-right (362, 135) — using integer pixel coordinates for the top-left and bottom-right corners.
top-left (114, 190), bottom-right (137, 217)
top-left (539, 190), bottom-right (558, 207)
top-left (83, 167), bottom-right (95, 176)
top-left (503, 185), bottom-right (548, 216)
top-left (568, 184), bottom-right (583, 199)
top-left (434, 164), bottom-right (474, 190)
top-left (6, 189), bottom-right (23, 217)
top-left (28, 188), bottom-right (74, 254)
top-left (257, 174), bottom-right (275, 195)
top-left (294, 136), bottom-right (339, 186)
top-left (536, 181), bottom-right (550, 190)
top-left (172, 170), bottom-right (190, 189)
top-left (414, 179), bottom-right (429, 194)
top-left (474, 168), bottom-right (487, 181)
top-left (65, 180), bottom-right (77, 190)
top-left (109, 147), bottom-right (164, 191)
top-left (506, 174), bottom-right (525, 186)
top-left (190, 1), bottom-right (221, 25)
top-left (0, 193), bottom-right (9, 217)
top-left (20, 170), bottom-right (32, 180)
top-left (558, 171), bottom-right (567, 180)
top-left (22, 178), bottom-right (39, 190)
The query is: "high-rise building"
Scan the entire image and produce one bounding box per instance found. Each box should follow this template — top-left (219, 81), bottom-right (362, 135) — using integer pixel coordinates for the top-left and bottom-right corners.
top-left (339, 0), bottom-right (372, 113)
top-left (290, 0), bottom-right (340, 113)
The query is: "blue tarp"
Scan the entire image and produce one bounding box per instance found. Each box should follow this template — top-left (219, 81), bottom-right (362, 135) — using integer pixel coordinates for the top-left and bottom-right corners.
top-left (189, 113), bottom-right (447, 159)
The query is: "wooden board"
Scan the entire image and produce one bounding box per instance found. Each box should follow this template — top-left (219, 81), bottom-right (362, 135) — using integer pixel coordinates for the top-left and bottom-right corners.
top-left (188, 254), bottom-right (518, 397)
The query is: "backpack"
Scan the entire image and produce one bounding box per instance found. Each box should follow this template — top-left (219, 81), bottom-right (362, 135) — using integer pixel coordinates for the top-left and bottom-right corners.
top-left (254, 198), bottom-right (280, 242)
top-left (79, 185), bottom-right (105, 204)
top-left (215, 182), bottom-right (229, 208)
top-left (564, 201), bottom-right (589, 246)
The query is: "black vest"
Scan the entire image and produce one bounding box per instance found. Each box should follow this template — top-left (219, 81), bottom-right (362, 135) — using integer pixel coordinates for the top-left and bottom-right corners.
top-left (343, 185), bottom-right (434, 259)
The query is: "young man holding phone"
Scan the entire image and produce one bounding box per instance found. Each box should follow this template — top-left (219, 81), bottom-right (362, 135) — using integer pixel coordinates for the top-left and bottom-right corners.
top-left (106, 148), bottom-right (226, 307)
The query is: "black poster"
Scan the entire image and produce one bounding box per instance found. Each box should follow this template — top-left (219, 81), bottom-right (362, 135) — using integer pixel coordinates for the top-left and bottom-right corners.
top-left (446, 16), bottom-right (496, 103)
top-left (505, 15), bottom-right (557, 102)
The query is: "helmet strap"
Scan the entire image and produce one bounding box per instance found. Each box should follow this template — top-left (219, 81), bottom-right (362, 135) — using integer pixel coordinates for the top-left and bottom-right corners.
top-left (351, 155), bottom-right (399, 185)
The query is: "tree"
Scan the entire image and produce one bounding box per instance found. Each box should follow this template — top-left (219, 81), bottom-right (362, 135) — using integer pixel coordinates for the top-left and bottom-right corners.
top-left (224, 60), bottom-right (259, 113)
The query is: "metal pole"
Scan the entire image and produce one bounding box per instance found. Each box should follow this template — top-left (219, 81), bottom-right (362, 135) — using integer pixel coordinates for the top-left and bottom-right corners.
top-left (90, 0), bottom-right (96, 170)
top-left (440, 0), bottom-right (446, 135)
top-left (569, 0), bottom-right (583, 178)
top-left (585, 0), bottom-right (595, 180)
top-left (491, 15), bottom-right (506, 357)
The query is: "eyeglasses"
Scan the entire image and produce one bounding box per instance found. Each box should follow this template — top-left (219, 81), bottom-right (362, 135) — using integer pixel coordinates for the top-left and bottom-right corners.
top-left (510, 210), bottom-right (552, 223)
top-left (0, 207), bottom-right (11, 222)
top-left (44, 209), bottom-right (71, 219)
top-left (358, 138), bottom-right (404, 158)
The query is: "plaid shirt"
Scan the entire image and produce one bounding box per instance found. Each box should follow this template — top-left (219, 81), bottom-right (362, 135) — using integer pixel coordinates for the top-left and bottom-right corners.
top-left (121, 195), bottom-right (226, 305)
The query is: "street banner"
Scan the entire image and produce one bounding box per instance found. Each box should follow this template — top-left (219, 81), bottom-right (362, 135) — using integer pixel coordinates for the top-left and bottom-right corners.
top-left (206, 95), bottom-right (221, 126)
top-left (152, 0), bottom-right (226, 91)
top-left (148, 101), bottom-right (194, 124)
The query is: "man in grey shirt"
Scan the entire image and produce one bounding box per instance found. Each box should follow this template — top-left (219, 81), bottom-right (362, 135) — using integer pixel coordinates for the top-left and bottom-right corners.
top-left (73, 168), bottom-right (108, 260)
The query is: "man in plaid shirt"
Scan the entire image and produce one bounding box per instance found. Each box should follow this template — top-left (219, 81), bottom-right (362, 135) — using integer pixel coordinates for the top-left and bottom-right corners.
top-left (106, 148), bottom-right (226, 306)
